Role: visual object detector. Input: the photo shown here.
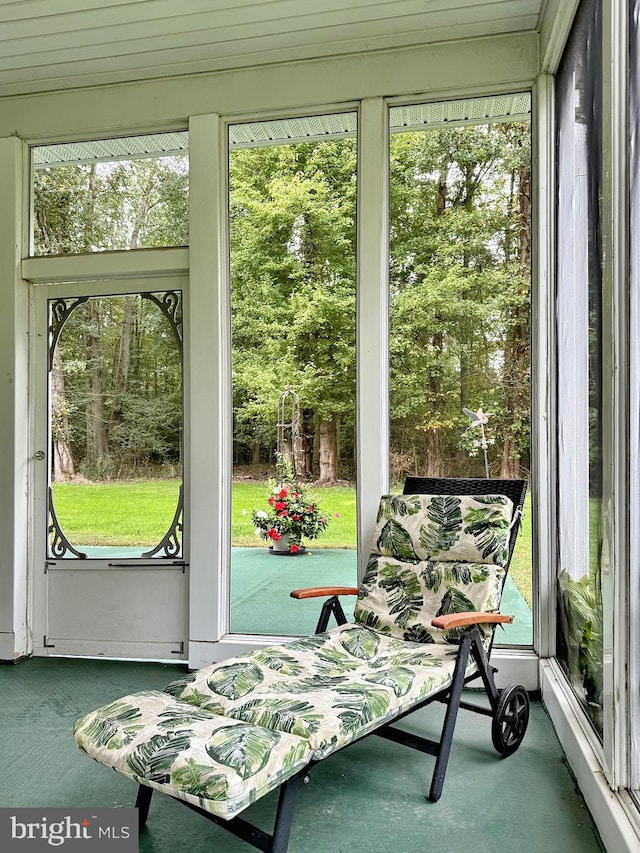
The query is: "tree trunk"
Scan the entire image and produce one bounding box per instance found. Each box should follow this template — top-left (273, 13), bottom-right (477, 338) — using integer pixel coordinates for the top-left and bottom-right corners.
top-left (424, 428), bottom-right (446, 477)
top-left (84, 301), bottom-right (109, 472)
top-left (317, 416), bottom-right (339, 483)
top-left (51, 347), bottom-right (76, 481)
top-left (109, 295), bottom-right (136, 431)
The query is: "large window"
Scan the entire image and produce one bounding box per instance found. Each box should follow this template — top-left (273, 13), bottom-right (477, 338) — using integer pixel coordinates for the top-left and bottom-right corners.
top-left (387, 96), bottom-right (532, 645)
top-left (555, 0), bottom-right (604, 735)
top-left (227, 113), bottom-right (358, 635)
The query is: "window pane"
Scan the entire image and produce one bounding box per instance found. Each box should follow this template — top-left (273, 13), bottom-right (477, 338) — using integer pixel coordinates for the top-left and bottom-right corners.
top-left (228, 113), bottom-right (358, 635)
top-left (555, 0), bottom-right (604, 735)
top-left (388, 100), bottom-right (532, 645)
top-left (31, 133), bottom-right (188, 255)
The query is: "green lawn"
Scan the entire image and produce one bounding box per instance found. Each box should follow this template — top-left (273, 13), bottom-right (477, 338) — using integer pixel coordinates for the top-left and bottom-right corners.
top-left (51, 480), bottom-right (182, 546)
top-left (51, 479), bottom-right (532, 605)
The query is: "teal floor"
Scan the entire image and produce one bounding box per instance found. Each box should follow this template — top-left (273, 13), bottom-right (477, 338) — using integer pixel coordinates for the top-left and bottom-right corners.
top-left (0, 657), bottom-right (603, 852)
top-left (230, 547), bottom-right (533, 644)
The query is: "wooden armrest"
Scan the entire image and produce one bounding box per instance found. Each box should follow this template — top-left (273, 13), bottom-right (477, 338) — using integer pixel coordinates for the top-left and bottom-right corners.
top-left (431, 612), bottom-right (514, 630)
top-left (290, 586), bottom-right (359, 600)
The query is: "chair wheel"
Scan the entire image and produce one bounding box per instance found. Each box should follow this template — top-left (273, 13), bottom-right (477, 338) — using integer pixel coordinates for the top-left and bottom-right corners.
top-left (491, 684), bottom-right (529, 757)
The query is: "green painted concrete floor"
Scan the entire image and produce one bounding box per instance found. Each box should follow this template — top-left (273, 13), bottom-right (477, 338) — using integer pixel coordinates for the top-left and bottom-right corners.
top-left (1, 656), bottom-right (603, 853)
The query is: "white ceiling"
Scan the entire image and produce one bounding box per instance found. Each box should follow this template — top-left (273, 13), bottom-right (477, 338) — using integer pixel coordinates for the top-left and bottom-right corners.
top-left (0, 0), bottom-right (545, 99)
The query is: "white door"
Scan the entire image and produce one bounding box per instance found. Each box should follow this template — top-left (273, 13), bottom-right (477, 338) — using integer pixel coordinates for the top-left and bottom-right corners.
top-left (32, 278), bottom-right (188, 660)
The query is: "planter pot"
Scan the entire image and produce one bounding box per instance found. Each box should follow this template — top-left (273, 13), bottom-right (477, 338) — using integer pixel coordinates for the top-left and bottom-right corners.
top-left (269, 533), bottom-right (306, 556)
top-left (271, 533), bottom-right (291, 553)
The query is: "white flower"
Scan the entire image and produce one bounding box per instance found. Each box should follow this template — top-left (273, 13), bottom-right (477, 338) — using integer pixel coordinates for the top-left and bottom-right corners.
top-left (255, 510), bottom-right (268, 519)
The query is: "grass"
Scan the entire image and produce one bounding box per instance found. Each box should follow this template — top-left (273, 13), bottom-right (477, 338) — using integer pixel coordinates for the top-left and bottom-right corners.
top-left (51, 479), bottom-right (532, 605)
top-left (51, 480), bottom-right (182, 546)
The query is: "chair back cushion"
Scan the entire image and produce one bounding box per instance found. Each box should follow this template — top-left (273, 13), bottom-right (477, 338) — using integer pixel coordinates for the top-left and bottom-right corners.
top-left (371, 493), bottom-right (513, 565)
top-left (353, 493), bottom-right (514, 644)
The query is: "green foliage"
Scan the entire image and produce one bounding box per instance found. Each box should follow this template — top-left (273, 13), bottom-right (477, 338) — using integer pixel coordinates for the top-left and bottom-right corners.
top-left (229, 139), bottom-right (357, 476)
top-left (557, 570), bottom-right (603, 709)
top-left (388, 123), bottom-right (531, 478)
top-left (36, 122), bottom-right (531, 483)
top-left (33, 156), bottom-right (188, 254)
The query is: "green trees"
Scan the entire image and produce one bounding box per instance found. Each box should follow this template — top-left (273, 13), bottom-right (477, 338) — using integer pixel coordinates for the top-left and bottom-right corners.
top-left (34, 121), bottom-right (530, 484)
top-left (229, 139), bottom-right (357, 482)
top-left (388, 123), bottom-right (531, 479)
top-left (51, 294), bottom-right (182, 481)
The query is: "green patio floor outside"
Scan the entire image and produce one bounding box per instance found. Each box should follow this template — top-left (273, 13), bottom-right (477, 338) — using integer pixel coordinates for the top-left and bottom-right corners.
top-left (0, 657), bottom-right (603, 853)
top-left (230, 546), bottom-right (533, 644)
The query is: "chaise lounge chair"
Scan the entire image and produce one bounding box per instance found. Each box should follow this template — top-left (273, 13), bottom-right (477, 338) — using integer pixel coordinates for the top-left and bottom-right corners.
top-left (74, 476), bottom-right (529, 852)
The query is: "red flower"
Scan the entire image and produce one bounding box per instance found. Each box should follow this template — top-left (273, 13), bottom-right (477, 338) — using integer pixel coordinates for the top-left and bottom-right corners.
top-left (267, 528), bottom-right (280, 540)
top-left (291, 513), bottom-right (300, 521)
top-left (278, 488), bottom-right (289, 499)
top-left (267, 496), bottom-right (275, 506)
top-left (289, 543), bottom-right (299, 554)
top-left (275, 501), bottom-right (287, 511)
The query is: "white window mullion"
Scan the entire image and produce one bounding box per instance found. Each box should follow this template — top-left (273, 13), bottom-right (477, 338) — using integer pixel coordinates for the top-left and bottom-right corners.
top-left (187, 113), bottom-right (231, 669)
top-left (532, 72), bottom-right (557, 659)
top-left (356, 97), bottom-right (389, 582)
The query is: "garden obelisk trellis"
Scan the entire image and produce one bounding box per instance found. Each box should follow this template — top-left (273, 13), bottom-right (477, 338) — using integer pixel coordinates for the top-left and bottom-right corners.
top-left (277, 386), bottom-right (304, 478)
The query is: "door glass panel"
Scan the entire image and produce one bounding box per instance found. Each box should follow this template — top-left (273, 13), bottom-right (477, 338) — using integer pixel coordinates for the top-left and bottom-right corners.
top-left (228, 112), bottom-right (358, 635)
top-left (48, 292), bottom-right (183, 559)
top-left (388, 97), bottom-right (533, 646)
top-left (555, 0), bottom-right (604, 735)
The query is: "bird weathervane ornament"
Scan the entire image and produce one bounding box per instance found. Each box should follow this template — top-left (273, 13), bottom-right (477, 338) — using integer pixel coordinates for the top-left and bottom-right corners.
top-left (463, 406), bottom-right (491, 478)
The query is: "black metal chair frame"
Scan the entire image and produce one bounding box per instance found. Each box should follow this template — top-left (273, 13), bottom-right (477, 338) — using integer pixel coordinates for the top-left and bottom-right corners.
top-left (135, 476), bottom-right (529, 852)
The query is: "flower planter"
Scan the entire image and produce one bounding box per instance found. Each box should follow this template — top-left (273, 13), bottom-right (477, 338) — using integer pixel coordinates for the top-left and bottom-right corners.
top-left (251, 463), bottom-right (329, 555)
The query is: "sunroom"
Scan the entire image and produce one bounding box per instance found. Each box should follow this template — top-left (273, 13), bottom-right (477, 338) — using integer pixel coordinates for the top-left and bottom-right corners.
top-left (0, 0), bottom-right (638, 850)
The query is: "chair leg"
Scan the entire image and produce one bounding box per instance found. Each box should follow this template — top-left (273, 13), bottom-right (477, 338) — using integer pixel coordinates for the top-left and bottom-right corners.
top-left (428, 633), bottom-right (473, 802)
top-left (270, 773), bottom-right (306, 853)
top-left (135, 784), bottom-right (153, 829)
top-left (314, 596), bottom-right (348, 634)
